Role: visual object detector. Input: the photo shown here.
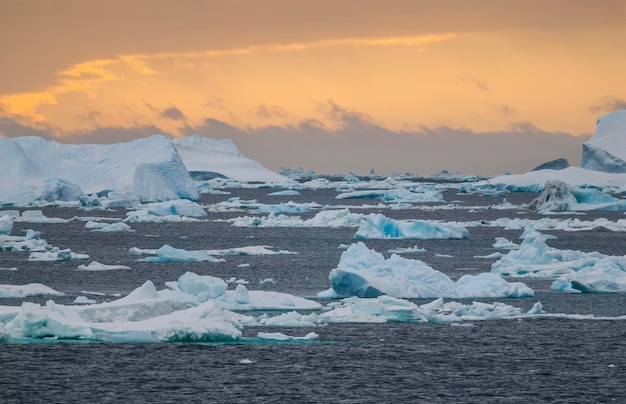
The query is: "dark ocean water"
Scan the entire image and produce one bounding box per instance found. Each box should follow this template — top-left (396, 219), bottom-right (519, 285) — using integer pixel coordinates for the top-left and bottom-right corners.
top-left (1, 186), bottom-right (626, 403)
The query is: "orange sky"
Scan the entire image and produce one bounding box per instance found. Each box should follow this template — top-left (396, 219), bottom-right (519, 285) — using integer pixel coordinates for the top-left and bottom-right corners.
top-left (1, 0), bottom-right (625, 174)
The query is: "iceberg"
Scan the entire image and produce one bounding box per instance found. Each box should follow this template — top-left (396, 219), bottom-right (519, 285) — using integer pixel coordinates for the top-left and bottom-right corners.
top-left (581, 110), bottom-right (626, 173)
top-left (491, 232), bottom-right (604, 277)
top-left (0, 283), bottom-right (64, 298)
top-left (336, 187), bottom-right (444, 203)
top-left (354, 213), bottom-right (469, 240)
top-left (319, 242), bottom-right (533, 299)
top-left (29, 249), bottom-right (90, 261)
top-left (77, 262), bottom-right (132, 271)
top-left (229, 209), bottom-right (367, 228)
top-left (318, 296), bottom-right (541, 324)
top-left (0, 135), bottom-right (199, 204)
top-left (550, 257), bottom-right (626, 293)
top-left (137, 245), bottom-right (224, 263)
top-left (172, 134), bottom-right (288, 183)
top-left (529, 180), bottom-right (626, 211)
top-left (0, 215), bottom-right (13, 235)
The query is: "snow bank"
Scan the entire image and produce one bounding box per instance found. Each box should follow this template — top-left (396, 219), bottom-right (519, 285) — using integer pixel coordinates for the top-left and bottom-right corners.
top-left (172, 134), bottom-right (288, 183)
top-left (0, 135), bottom-right (199, 204)
top-left (354, 213), bottom-right (469, 240)
top-left (319, 242), bottom-right (533, 299)
top-left (581, 110), bottom-right (626, 173)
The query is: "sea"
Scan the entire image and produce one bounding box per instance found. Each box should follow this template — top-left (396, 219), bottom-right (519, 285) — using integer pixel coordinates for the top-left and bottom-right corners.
top-left (1, 184), bottom-right (625, 403)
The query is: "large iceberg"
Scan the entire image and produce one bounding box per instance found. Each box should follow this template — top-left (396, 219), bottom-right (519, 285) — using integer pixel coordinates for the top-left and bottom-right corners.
top-left (319, 242), bottom-right (533, 299)
top-left (581, 110), bottom-right (626, 173)
top-left (172, 134), bottom-right (288, 183)
top-left (0, 135), bottom-right (199, 204)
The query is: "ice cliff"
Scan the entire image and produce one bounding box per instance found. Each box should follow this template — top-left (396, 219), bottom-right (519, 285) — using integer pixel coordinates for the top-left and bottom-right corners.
top-left (0, 135), bottom-right (199, 204)
top-left (172, 134), bottom-right (287, 183)
top-left (581, 110), bottom-right (626, 173)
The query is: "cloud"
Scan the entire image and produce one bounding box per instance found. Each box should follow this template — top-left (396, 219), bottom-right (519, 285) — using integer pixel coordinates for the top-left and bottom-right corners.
top-left (161, 107), bottom-right (186, 121)
top-left (488, 102), bottom-right (516, 117)
top-left (0, 115), bottom-right (166, 144)
top-left (589, 97), bottom-right (626, 114)
top-left (0, 117), bottom-right (54, 139)
top-left (186, 112), bottom-right (588, 175)
top-left (256, 105), bottom-right (288, 119)
top-left (460, 74), bottom-right (491, 93)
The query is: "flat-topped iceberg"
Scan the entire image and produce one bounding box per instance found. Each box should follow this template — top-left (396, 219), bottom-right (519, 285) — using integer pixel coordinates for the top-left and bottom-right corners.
top-left (172, 134), bottom-right (288, 183)
top-left (354, 213), bottom-right (469, 239)
top-left (581, 110), bottom-right (626, 173)
top-left (0, 135), bottom-right (199, 204)
top-left (319, 242), bottom-right (533, 299)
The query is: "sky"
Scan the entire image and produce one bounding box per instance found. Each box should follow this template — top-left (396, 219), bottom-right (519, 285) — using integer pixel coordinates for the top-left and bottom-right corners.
top-left (1, 0), bottom-right (625, 175)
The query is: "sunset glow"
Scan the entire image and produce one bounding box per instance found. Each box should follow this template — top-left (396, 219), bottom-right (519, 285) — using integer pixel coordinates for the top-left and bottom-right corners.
top-left (1, 0), bottom-right (625, 174)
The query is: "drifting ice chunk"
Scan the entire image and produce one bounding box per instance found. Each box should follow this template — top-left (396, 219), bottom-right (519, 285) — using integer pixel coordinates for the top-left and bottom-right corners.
top-left (319, 243), bottom-right (533, 298)
top-left (137, 245), bottom-right (224, 263)
top-left (318, 296), bottom-right (537, 323)
top-left (0, 215), bottom-right (13, 235)
top-left (354, 213), bottom-right (469, 240)
top-left (529, 180), bottom-right (626, 211)
top-left (551, 256), bottom-right (626, 293)
top-left (491, 232), bottom-right (604, 277)
top-left (0, 283), bottom-right (64, 297)
top-left (77, 262), bottom-right (132, 271)
top-left (29, 249), bottom-right (90, 261)
top-left (91, 223), bottom-right (134, 232)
